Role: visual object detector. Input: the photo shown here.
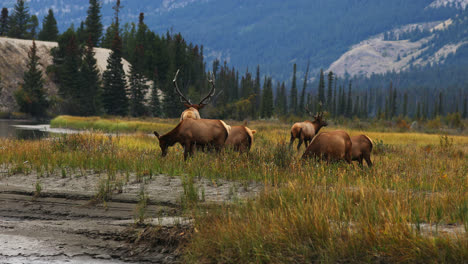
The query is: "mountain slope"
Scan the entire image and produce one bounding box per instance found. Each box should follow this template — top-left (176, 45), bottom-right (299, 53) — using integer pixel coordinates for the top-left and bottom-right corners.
top-left (0, 37), bottom-right (130, 112)
top-left (1, 0), bottom-right (460, 79)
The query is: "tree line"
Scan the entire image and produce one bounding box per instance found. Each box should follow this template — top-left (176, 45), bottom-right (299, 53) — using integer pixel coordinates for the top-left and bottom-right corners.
top-left (2, 0), bottom-right (467, 123)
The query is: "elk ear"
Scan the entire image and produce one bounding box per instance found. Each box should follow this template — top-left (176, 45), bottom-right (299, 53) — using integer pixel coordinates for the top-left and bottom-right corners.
top-left (251, 130), bottom-right (257, 134)
top-left (184, 103), bottom-right (191, 109)
top-left (153, 131), bottom-right (160, 139)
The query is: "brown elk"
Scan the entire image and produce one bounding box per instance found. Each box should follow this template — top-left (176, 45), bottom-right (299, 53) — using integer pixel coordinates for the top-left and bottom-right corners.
top-left (351, 134), bottom-right (373, 167)
top-left (225, 124), bottom-right (257, 153)
top-left (153, 118), bottom-right (230, 160)
top-left (290, 110), bottom-right (328, 151)
top-left (302, 130), bottom-right (352, 163)
top-left (173, 69), bottom-right (216, 121)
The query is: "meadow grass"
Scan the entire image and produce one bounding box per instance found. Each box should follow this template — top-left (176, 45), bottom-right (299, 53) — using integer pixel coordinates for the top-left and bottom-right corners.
top-left (2, 117), bottom-right (468, 263)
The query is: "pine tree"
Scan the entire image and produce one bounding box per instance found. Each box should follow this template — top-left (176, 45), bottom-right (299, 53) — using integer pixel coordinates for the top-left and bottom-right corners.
top-left (14, 40), bottom-right (49, 117)
top-left (102, 1), bottom-right (128, 116)
top-left (59, 30), bottom-right (83, 115)
top-left (463, 97), bottom-right (467, 119)
top-left (252, 65), bottom-right (261, 119)
top-left (85, 0), bottom-right (103, 47)
top-left (261, 77), bottom-right (274, 118)
top-left (80, 37), bottom-right (102, 116)
top-left (0, 8), bottom-right (8, 36)
top-left (28, 15), bottom-right (38, 39)
top-left (280, 82), bottom-right (287, 115)
top-left (150, 70), bottom-right (161, 117)
top-left (8, 0), bottom-right (30, 39)
top-left (346, 82), bottom-right (352, 117)
top-left (38, 9), bottom-right (58, 41)
top-left (318, 69), bottom-right (325, 105)
top-left (416, 102), bottom-right (421, 120)
top-left (403, 92), bottom-right (408, 117)
top-left (438, 92), bottom-right (443, 116)
top-left (290, 63), bottom-right (297, 114)
top-left (299, 61), bottom-right (309, 115)
top-left (128, 13), bottom-right (150, 117)
top-left (327, 71), bottom-right (333, 111)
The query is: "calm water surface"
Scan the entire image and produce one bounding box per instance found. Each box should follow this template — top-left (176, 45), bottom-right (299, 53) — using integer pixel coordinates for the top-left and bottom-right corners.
top-left (0, 120), bottom-right (49, 140)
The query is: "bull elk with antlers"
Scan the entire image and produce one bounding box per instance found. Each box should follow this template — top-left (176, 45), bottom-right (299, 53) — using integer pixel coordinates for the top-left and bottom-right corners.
top-left (302, 130), bottom-right (352, 163)
top-left (290, 109), bottom-right (328, 151)
top-left (154, 118), bottom-right (230, 160)
top-left (173, 69), bottom-right (216, 121)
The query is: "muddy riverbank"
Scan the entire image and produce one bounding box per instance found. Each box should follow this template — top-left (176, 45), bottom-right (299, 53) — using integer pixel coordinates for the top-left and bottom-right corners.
top-left (0, 172), bottom-right (262, 263)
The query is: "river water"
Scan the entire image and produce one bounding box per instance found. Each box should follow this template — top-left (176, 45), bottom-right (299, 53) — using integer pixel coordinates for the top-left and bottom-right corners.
top-left (0, 119), bottom-right (49, 140)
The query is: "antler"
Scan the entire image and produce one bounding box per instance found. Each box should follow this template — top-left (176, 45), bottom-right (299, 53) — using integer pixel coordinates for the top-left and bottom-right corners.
top-left (173, 69), bottom-right (192, 105)
top-left (199, 72), bottom-right (216, 105)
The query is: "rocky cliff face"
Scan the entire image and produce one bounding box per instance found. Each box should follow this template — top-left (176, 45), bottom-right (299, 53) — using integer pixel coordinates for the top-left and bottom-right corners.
top-left (0, 37), bottom-right (130, 113)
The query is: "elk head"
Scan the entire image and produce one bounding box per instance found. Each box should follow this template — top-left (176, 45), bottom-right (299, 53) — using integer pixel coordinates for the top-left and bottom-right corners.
top-left (305, 107), bottom-right (328, 128)
top-left (153, 131), bottom-right (169, 157)
top-left (173, 69), bottom-right (216, 111)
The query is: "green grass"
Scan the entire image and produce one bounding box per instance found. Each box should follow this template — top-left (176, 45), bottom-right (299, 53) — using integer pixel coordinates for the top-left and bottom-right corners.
top-left (2, 117), bottom-right (468, 263)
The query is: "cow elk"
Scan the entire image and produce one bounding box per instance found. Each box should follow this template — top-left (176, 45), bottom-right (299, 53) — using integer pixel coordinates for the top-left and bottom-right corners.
top-left (351, 134), bottom-right (373, 167)
top-left (302, 130), bottom-right (352, 163)
top-left (290, 110), bottom-right (328, 151)
top-left (154, 118), bottom-right (230, 160)
top-left (173, 69), bottom-right (216, 121)
top-left (225, 123), bottom-right (257, 153)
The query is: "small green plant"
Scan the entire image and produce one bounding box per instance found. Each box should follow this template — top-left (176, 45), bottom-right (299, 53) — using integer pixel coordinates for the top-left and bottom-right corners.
top-left (134, 186), bottom-right (149, 226)
top-left (181, 175), bottom-right (200, 207)
top-left (439, 134), bottom-right (453, 150)
top-left (34, 181), bottom-right (42, 198)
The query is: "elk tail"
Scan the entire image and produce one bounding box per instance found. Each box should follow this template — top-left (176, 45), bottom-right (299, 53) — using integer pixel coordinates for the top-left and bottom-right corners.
top-left (220, 120), bottom-right (231, 141)
top-left (363, 135), bottom-right (373, 151)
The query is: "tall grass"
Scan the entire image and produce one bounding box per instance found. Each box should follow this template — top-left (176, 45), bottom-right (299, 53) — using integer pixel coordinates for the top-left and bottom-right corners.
top-left (1, 117), bottom-right (468, 262)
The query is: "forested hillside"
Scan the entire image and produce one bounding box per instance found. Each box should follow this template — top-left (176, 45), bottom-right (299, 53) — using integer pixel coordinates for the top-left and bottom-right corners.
top-left (1, 0), bottom-right (461, 78)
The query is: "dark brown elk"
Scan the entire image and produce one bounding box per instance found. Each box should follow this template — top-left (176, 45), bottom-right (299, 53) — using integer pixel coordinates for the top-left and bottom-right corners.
top-left (154, 118), bottom-right (230, 160)
top-left (302, 130), bottom-right (352, 163)
top-left (290, 110), bottom-right (328, 151)
top-left (225, 125), bottom-right (257, 153)
top-left (351, 134), bottom-right (373, 167)
top-left (173, 69), bottom-right (216, 121)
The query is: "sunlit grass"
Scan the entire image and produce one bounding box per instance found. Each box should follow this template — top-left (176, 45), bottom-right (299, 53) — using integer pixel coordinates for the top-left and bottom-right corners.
top-left (2, 117), bottom-right (468, 263)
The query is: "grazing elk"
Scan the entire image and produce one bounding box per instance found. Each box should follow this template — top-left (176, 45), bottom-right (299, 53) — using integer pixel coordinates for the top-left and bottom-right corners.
top-left (173, 69), bottom-right (216, 121)
top-left (351, 134), bottom-right (373, 167)
top-left (154, 118), bottom-right (230, 160)
top-left (290, 110), bottom-right (328, 151)
top-left (225, 123), bottom-right (257, 153)
top-left (302, 130), bottom-right (352, 163)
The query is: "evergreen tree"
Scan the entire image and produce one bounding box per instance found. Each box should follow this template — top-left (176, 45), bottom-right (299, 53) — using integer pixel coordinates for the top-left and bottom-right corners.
top-left (38, 9), bottom-right (58, 41)
top-left (463, 97), bottom-right (467, 119)
top-left (0, 8), bottom-right (8, 36)
top-left (299, 61), bottom-right (309, 115)
top-left (318, 69), bottom-right (325, 105)
top-left (261, 77), bottom-right (274, 118)
top-left (85, 0), bottom-right (103, 47)
top-left (327, 71), bottom-right (333, 111)
top-left (438, 91), bottom-right (443, 116)
top-left (59, 30), bottom-right (83, 115)
top-left (80, 37), bottom-right (102, 116)
top-left (416, 102), bottom-right (421, 120)
top-left (290, 63), bottom-right (297, 114)
top-left (102, 1), bottom-right (128, 116)
top-left (346, 81), bottom-right (352, 117)
top-left (28, 15), bottom-right (38, 39)
top-left (252, 65), bottom-right (261, 118)
top-left (14, 40), bottom-right (48, 117)
top-left (8, 0), bottom-right (30, 39)
top-left (280, 81), bottom-right (287, 115)
top-left (403, 92), bottom-right (408, 117)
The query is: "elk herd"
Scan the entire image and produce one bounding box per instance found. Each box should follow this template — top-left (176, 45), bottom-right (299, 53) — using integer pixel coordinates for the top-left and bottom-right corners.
top-left (154, 70), bottom-right (373, 167)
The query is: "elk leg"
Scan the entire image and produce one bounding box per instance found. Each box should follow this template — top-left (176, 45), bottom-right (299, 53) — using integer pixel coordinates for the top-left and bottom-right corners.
top-left (364, 155), bottom-right (373, 168)
top-left (357, 156), bottom-right (364, 168)
top-left (297, 138), bottom-right (303, 151)
top-left (289, 134), bottom-right (295, 148)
